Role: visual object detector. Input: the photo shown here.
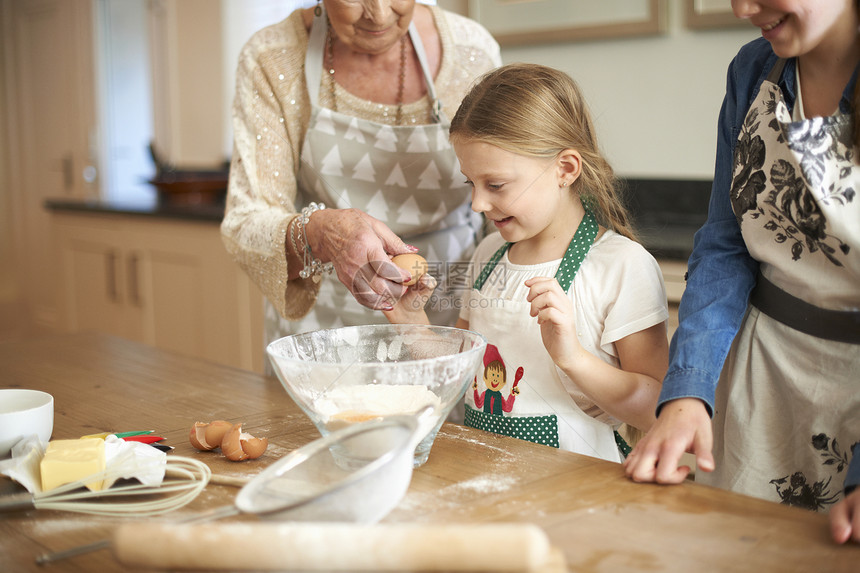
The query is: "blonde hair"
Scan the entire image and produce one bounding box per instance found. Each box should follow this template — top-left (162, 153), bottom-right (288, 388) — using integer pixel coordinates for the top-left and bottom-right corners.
top-left (450, 63), bottom-right (637, 241)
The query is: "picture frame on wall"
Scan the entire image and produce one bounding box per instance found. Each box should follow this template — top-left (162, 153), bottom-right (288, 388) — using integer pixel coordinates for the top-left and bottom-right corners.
top-left (685, 0), bottom-right (750, 29)
top-left (468, 0), bottom-right (667, 47)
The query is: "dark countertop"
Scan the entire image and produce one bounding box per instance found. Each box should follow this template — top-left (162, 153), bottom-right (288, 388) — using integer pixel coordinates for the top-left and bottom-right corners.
top-left (45, 177), bottom-right (710, 261)
top-left (624, 178), bottom-right (711, 261)
top-left (45, 197), bottom-right (225, 223)
top-left (637, 224), bottom-right (698, 262)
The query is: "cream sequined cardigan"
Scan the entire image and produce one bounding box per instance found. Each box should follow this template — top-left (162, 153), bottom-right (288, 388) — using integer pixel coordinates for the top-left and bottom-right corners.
top-left (221, 7), bottom-right (500, 321)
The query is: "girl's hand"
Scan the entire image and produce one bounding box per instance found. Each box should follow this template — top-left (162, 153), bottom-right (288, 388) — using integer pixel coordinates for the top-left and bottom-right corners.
top-left (382, 273), bottom-right (436, 325)
top-left (623, 397), bottom-right (715, 484)
top-left (303, 208), bottom-right (415, 310)
top-left (524, 276), bottom-right (582, 370)
top-left (830, 489), bottom-right (860, 544)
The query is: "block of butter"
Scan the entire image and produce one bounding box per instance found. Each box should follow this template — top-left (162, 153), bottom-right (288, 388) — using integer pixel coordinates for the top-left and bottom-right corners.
top-left (40, 438), bottom-right (106, 492)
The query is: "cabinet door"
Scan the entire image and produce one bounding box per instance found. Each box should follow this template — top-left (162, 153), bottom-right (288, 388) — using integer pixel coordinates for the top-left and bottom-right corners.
top-left (658, 259), bottom-right (687, 339)
top-left (53, 212), bottom-right (265, 372)
top-left (54, 216), bottom-right (143, 341)
top-left (132, 226), bottom-right (210, 360)
top-left (7, 0), bottom-right (97, 328)
top-left (128, 219), bottom-right (264, 371)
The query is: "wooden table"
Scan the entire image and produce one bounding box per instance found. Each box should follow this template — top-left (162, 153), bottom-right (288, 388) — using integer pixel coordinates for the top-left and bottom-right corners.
top-left (0, 332), bottom-right (856, 572)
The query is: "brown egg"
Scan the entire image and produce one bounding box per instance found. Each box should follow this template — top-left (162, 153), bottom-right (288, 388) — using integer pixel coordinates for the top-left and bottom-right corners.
top-left (221, 423), bottom-right (268, 461)
top-left (391, 254), bottom-right (428, 286)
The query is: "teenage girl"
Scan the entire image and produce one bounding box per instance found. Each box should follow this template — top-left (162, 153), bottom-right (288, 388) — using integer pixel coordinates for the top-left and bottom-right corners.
top-left (623, 0), bottom-right (860, 544)
top-left (386, 63), bottom-right (669, 463)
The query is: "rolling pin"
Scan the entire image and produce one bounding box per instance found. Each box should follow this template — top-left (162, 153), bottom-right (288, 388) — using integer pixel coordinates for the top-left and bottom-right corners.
top-left (113, 522), bottom-right (551, 571)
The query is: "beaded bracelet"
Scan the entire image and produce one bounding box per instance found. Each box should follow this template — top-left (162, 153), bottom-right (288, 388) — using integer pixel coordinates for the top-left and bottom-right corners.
top-left (297, 202), bottom-right (334, 282)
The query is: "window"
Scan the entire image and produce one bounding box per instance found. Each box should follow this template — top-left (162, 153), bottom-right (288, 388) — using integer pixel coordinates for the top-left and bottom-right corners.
top-left (97, 0), bottom-right (313, 204)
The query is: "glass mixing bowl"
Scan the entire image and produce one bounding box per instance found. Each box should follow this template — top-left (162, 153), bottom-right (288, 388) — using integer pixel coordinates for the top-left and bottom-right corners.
top-left (267, 324), bottom-right (487, 466)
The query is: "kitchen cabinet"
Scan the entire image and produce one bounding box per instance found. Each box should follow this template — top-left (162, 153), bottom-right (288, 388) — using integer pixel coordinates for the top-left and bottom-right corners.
top-left (658, 258), bottom-right (686, 338)
top-left (3, 0), bottom-right (98, 330)
top-left (52, 211), bottom-right (264, 372)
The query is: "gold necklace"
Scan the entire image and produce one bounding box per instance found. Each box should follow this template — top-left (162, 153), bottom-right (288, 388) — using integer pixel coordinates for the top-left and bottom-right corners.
top-left (326, 21), bottom-right (407, 125)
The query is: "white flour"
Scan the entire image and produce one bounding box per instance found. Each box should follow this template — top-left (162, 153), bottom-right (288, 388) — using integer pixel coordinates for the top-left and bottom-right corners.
top-left (313, 385), bottom-right (441, 421)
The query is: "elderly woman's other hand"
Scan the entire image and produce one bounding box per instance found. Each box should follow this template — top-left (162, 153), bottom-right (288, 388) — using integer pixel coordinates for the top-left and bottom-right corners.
top-left (304, 207), bottom-right (416, 310)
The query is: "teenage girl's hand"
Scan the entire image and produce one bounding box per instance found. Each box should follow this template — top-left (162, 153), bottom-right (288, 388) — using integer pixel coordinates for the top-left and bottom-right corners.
top-left (524, 276), bottom-right (583, 370)
top-left (382, 273), bottom-right (436, 325)
top-left (623, 397), bottom-right (715, 484)
top-left (830, 489), bottom-right (860, 544)
top-left (302, 208), bottom-right (414, 310)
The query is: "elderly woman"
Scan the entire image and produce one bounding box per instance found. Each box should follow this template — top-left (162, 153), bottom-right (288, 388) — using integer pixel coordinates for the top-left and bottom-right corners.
top-left (221, 0), bottom-right (500, 345)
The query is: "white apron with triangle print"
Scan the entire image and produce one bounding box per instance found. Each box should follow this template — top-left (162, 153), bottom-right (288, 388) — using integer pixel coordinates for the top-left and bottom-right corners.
top-left (265, 8), bottom-right (481, 343)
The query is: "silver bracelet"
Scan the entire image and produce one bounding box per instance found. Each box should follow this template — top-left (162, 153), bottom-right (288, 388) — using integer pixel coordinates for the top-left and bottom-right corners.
top-left (298, 202), bottom-right (334, 282)
top-left (288, 215), bottom-right (303, 263)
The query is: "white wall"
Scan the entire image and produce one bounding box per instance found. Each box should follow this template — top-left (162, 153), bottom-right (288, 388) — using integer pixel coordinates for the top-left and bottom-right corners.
top-left (220, 0), bottom-right (759, 179)
top-left (495, 2), bottom-right (758, 179)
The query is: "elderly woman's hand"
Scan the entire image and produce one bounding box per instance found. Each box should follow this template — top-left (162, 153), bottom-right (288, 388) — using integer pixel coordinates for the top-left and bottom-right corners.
top-left (304, 207), bottom-right (416, 310)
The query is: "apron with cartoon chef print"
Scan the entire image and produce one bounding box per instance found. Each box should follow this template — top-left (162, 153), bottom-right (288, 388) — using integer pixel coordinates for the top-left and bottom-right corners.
top-left (265, 7), bottom-right (481, 346)
top-left (463, 211), bottom-right (622, 462)
top-left (700, 59), bottom-right (860, 511)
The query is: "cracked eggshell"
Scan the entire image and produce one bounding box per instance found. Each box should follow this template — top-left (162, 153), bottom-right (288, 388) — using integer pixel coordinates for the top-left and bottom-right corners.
top-left (221, 423), bottom-right (268, 461)
top-left (189, 422), bottom-right (216, 450)
top-left (203, 420), bottom-right (232, 448)
top-left (241, 435), bottom-right (268, 459)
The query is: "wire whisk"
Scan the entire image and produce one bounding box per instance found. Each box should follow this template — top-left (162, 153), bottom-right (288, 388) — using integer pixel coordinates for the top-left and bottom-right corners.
top-left (0, 456), bottom-right (211, 517)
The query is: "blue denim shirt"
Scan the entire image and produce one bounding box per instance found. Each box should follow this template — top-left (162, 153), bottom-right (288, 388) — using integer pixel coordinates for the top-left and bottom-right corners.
top-left (657, 38), bottom-right (860, 492)
top-left (848, 444), bottom-right (860, 494)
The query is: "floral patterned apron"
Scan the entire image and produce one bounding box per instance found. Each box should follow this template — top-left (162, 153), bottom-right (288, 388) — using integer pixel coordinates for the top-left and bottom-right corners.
top-left (700, 59), bottom-right (860, 511)
top-left (463, 211), bottom-right (622, 462)
top-left (265, 8), bottom-right (480, 346)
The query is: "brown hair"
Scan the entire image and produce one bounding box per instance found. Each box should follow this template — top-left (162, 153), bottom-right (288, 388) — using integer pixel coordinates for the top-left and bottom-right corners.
top-left (450, 63), bottom-right (637, 241)
top-left (483, 361), bottom-right (505, 382)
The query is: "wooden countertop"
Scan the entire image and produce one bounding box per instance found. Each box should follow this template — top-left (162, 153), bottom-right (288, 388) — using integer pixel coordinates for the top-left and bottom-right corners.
top-left (0, 332), bottom-right (855, 572)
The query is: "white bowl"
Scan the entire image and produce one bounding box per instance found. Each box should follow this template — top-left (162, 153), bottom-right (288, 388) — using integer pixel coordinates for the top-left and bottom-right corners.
top-left (0, 389), bottom-right (54, 458)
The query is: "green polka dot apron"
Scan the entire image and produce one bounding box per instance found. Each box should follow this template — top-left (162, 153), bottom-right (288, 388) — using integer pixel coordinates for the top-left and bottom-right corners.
top-left (701, 58), bottom-right (860, 511)
top-left (464, 211), bottom-right (622, 462)
top-left (265, 7), bottom-right (481, 345)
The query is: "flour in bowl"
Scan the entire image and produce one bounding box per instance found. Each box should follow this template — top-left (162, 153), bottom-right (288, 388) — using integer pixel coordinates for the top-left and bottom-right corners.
top-left (314, 384), bottom-right (441, 430)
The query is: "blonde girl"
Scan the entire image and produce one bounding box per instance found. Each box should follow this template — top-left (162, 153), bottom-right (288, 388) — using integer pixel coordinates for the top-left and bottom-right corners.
top-left (387, 63), bottom-right (669, 462)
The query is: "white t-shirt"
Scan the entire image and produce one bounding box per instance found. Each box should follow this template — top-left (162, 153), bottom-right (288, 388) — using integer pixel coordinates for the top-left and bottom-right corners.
top-left (459, 230), bottom-right (669, 423)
